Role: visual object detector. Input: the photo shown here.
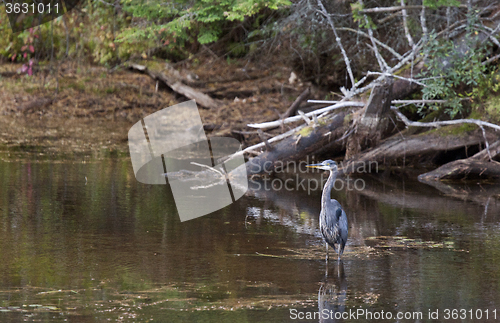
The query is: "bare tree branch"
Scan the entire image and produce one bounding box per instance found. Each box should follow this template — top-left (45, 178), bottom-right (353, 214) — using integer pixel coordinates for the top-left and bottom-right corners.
top-left (420, 3), bottom-right (428, 44)
top-left (346, 39), bottom-right (424, 98)
top-left (227, 124), bottom-right (308, 161)
top-left (479, 125), bottom-right (493, 161)
top-left (358, 0), bottom-right (389, 72)
top-left (392, 106), bottom-right (500, 132)
top-left (359, 5), bottom-right (424, 13)
top-left (400, 0), bottom-right (415, 48)
top-left (483, 53), bottom-right (500, 65)
top-left (247, 101), bottom-right (365, 130)
top-left (317, 0), bottom-right (356, 90)
top-left (366, 71), bottom-right (426, 86)
top-left (359, 4), bottom-right (466, 13)
top-left (337, 27), bottom-right (403, 60)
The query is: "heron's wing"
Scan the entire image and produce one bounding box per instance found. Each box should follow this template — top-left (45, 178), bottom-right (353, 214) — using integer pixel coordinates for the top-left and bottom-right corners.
top-left (320, 200), bottom-right (343, 249)
top-left (321, 200), bottom-right (348, 252)
top-left (338, 209), bottom-right (348, 248)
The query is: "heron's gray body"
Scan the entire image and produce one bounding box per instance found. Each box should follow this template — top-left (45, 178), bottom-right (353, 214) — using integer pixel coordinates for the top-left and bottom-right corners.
top-left (320, 168), bottom-right (348, 258)
top-left (320, 198), bottom-right (348, 257)
top-left (307, 160), bottom-right (348, 261)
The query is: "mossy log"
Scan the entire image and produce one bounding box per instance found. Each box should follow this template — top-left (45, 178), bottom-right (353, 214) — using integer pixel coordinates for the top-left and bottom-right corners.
top-left (245, 112), bottom-right (348, 176)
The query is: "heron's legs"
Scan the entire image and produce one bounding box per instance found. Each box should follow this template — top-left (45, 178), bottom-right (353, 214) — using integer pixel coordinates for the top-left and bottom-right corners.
top-left (325, 243), bottom-right (329, 262)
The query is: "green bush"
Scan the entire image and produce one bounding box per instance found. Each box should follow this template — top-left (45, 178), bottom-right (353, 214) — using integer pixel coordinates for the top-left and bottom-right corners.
top-left (419, 25), bottom-right (489, 117)
top-left (118, 0), bottom-right (291, 57)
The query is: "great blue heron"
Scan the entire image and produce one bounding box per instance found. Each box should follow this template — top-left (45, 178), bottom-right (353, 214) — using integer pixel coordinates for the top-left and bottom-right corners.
top-left (307, 160), bottom-right (348, 262)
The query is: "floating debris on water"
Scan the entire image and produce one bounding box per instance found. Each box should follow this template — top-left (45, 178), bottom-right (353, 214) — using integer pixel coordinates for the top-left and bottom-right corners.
top-left (365, 236), bottom-right (462, 251)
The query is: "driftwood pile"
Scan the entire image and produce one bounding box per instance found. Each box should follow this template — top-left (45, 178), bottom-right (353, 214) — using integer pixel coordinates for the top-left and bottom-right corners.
top-left (128, 58), bottom-right (500, 183)
top-left (126, 1), bottom-right (500, 185)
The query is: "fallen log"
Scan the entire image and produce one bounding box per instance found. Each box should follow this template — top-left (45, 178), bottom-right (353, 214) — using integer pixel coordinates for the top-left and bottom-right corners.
top-left (246, 112), bottom-right (349, 176)
top-left (127, 63), bottom-right (221, 109)
top-left (417, 140), bottom-right (500, 181)
top-left (340, 130), bottom-right (496, 175)
top-left (469, 140), bottom-right (500, 162)
top-left (417, 159), bottom-right (500, 181)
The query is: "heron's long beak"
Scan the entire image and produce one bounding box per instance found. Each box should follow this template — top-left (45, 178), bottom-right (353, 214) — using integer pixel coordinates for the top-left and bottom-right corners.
top-left (306, 163), bottom-right (322, 168)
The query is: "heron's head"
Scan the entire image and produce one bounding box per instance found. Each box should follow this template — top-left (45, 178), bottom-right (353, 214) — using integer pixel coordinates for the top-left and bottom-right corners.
top-left (306, 159), bottom-right (338, 171)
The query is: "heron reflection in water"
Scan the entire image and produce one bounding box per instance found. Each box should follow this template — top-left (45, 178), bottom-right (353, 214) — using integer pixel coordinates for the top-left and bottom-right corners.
top-left (318, 261), bottom-right (347, 323)
top-left (306, 160), bottom-right (348, 262)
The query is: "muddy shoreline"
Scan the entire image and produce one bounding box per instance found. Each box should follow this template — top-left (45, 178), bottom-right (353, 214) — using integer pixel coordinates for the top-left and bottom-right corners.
top-left (0, 59), bottom-right (313, 155)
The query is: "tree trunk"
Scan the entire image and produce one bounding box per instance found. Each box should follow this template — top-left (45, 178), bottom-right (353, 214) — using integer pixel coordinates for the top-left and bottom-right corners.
top-left (345, 78), bottom-right (393, 159)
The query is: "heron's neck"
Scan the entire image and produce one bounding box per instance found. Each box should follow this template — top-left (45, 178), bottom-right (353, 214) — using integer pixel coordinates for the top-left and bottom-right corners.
top-left (322, 169), bottom-right (337, 204)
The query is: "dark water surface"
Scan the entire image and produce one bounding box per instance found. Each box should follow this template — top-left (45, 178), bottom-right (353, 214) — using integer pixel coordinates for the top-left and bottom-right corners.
top-left (1, 151), bottom-right (500, 322)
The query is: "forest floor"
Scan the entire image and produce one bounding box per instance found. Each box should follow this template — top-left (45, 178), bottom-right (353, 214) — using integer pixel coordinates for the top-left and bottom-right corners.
top-left (0, 57), bottom-right (313, 156)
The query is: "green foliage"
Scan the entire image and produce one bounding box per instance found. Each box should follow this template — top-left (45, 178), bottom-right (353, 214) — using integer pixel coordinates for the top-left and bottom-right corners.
top-left (479, 70), bottom-right (500, 97)
top-left (118, 0), bottom-right (291, 56)
top-left (484, 95), bottom-right (500, 123)
top-left (423, 0), bottom-right (461, 9)
top-left (350, 2), bottom-right (376, 30)
top-left (419, 23), bottom-right (490, 117)
top-left (0, 0), bottom-right (132, 65)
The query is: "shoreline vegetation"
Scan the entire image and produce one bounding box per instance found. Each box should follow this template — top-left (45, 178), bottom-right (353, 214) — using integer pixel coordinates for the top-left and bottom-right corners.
top-left (1, 0), bottom-right (500, 186)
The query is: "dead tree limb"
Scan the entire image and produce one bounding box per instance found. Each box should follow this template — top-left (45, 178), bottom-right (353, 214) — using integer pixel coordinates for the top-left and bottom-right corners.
top-left (418, 160), bottom-right (500, 181)
top-left (227, 124), bottom-right (308, 162)
top-left (358, 0), bottom-right (389, 72)
top-left (127, 63), bottom-right (221, 109)
top-left (336, 27), bottom-right (403, 60)
top-left (358, 4), bottom-right (466, 13)
top-left (392, 106), bottom-right (500, 132)
top-left (346, 78), bottom-right (393, 159)
top-left (417, 140), bottom-right (500, 182)
top-left (283, 87), bottom-right (310, 118)
top-left (247, 101), bottom-right (364, 130)
top-left (317, 0), bottom-right (355, 89)
top-left (400, 0), bottom-right (415, 48)
top-left (257, 129), bottom-right (273, 151)
top-left (341, 131), bottom-right (494, 175)
top-left (246, 112), bottom-right (349, 176)
top-left (471, 140), bottom-right (500, 161)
